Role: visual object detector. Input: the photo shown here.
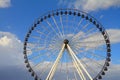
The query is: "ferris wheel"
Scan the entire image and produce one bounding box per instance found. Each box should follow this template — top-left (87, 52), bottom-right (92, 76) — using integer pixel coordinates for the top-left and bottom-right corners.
top-left (23, 9), bottom-right (111, 80)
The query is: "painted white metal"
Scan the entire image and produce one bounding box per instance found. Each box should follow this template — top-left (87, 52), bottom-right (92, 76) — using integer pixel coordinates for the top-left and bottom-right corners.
top-left (67, 44), bottom-right (93, 80)
top-left (67, 45), bottom-right (86, 80)
top-left (46, 44), bottom-right (65, 80)
top-left (46, 43), bottom-right (93, 80)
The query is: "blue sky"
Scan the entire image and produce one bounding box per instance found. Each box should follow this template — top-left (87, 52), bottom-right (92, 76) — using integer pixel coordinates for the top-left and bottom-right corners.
top-left (0, 0), bottom-right (120, 80)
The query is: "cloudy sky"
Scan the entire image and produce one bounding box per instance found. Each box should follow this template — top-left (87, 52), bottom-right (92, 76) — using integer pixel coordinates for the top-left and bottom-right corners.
top-left (0, 0), bottom-right (120, 80)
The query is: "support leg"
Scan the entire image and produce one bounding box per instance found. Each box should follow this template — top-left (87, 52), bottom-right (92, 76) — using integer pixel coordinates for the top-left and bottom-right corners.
top-left (67, 44), bottom-right (93, 80)
top-left (46, 44), bottom-right (65, 80)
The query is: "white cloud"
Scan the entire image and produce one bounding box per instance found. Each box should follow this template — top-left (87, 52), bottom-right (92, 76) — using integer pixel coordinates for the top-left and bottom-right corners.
top-left (59, 0), bottom-right (120, 12)
top-left (0, 31), bottom-right (23, 66)
top-left (32, 60), bottom-right (120, 80)
top-left (0, 36), bottom-right (11, 46)
top-left (100, 15), bottom-right (104, 19)
top-left (104, 64), bottom-right (120, 80)
top-left (107, 29), bottom-right (120, 44)
top-left (0, 29), bottom-right (120, 80)
top-left (72, 29), bottom-right (120, 48)
top-left (0, 31), bottom-right (33, 80)
top-left (0, 0), bottom-right (11, 8)
top-left (79, 28), bottom-right (120, 46)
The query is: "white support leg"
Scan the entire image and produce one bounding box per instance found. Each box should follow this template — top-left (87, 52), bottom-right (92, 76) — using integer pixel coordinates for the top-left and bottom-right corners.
top-left (46, 44), bottom-right (65, 80)
top-left (67, 47), bottom-right (86, 80)
top-left (73, 60), bottom-right (85, 80)
top-left (67, 44), bottom-right (93, 80)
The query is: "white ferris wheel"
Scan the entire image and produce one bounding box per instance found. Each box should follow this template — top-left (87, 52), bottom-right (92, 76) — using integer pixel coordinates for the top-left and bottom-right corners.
top-left (23, 9), bottom-right (111, 80)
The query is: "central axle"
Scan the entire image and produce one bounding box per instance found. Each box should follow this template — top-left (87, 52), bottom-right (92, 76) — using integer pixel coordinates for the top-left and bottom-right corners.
top-left (64, 39), bottom-right (69, 48)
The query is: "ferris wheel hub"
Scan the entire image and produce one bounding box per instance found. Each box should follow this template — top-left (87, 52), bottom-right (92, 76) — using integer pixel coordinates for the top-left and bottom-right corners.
top-left (64, 39), bottom-right (69, 48)
top-left (64, 39), bottom-right (69, 44)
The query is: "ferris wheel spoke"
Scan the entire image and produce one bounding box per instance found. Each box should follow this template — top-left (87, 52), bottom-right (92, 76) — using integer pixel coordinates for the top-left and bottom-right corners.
top-left (26, 45), bottom-right (56, 54)
top-left (83, 56), bottom-right (104, 68)
top-left (59, 61), bottom-right (63, 74)
top-left (28, 51), bottom-right (51, 62)
top-left (67, 52), bottom-right (83, 80)
top-left (75, 55), bottom-right (104, 69)
top-left (78, 18), bottom-right (83, 27)
top-left (71, 23), bottom-right (90, 41)
top-left (86, 50), bottom-right (106, 59)
top-left (74, 42), bottom-right (105, 49)
top-left (26, 48), bottom-right (40, 54)
top-left (47, 46), bottom-right (59, 51)
top-left (79, 31), bottom-right (99, 41)
top-left (39, 24), bottom-right (49, 32)
top-left (33, 44), bottom-right (57, 52)
top-left (67, 48), bottom-right (85, 80)
top-left (48, 37), bottom-right (62, 47)
top-left (73, 60), bottom-right (86, 80)
top-left (65, 51), bottom-right (73, 80)
top-left (27, 42), bottom-right (40, 46)
top-left (74, 44), bottom-right (106, 52)
top-left (73, 46), bottom-right (106, 61)
top-left (27, 44), bottom-right (46, 51)
top-left (70, 15), bottom-right (76, 35)
top-left (31, 36), bottom-right (49, 43)
top-left (29, 48), bottom-right (59, 62)
top-left (82, 50), bottom-right (105, 60)
top-left (39, 62), bottom-right (53, 78)
top-left (52, 16), bottom-right (63, 37)
top-left (74, 43), bottom-right (105, 58)
top-left (27, 41), bottom-right (45, 46)
top-left (85, 27), bottom-right (96, 33)
top-left (82, 56), bottom-right (104, 68)
top-left (72, 17), bottom-right (83, 35)
top-left (27, 42), bottom-right (60, 58)
top-left (72, 53), bottom-right (103, 79)
top-left (60, 15), bottom-right (65, 37)
top-left (73, 41), bottom-right (105, 49)
top-left (74, 40), bottom-right (105, 44)
top-left (49, 38), bottom-right (61, 46)
top-left (35, 30), bottom-right (48, 36)
top-left (46, 20), bottom-right (61, 38)
top-left (36, 30), bottom-right (52, 42)
top-left (74, 48), bottom-right (104, 68)
top-left (73, 27), bottom-right (95, 40)
top-left (74, 69), bottom-right (78, 80)
top-left (74, 47), bottom-right (102, 68)
top-left (66, 60), bottom-right (69, 80)
top-left (31, 36), bottom-right (59, 47)
top-left (80, 28), bottom-right (96, 39)
top-left (26, 42), bottom-right (45, 48)
top-left (81, 23), bottom-right (90, 31)
top-left (66, 10), bottom-right (69, 34)
top-left (35, 64), bottom-right (51, 78)
top-left (79, 22), bottom-right (90, 33)
top-left (33, 50), bottom-right (60, 74)
top-left (79, 57), bottom-right (97, 75)
top-left (38, 56), bottom-right (61, 78)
